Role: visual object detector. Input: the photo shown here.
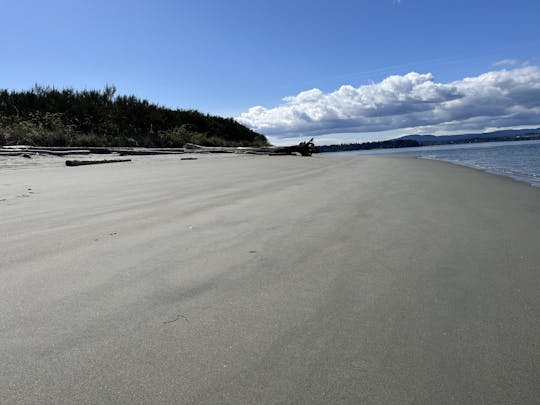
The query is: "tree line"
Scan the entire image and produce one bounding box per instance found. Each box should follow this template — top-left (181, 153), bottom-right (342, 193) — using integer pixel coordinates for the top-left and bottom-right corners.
top-left (0, 85), bottom-right (269, 147)
top-left (316, 139), bottom-right (420, 153)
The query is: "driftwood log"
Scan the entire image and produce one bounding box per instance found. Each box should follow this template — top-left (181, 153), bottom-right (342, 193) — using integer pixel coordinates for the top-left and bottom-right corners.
top-left (0, 151), bottom-right (34, 157)
top-left (183, 138), bottom-right (316, 156)
top-left (0, 149), bottom-right (90, 156)
top-left (117, 149), bottom-right (185, 156)
top-left (272, 138), bottom-right (315, 156)
top-left (66, 159), bottom-right (132, 166)
top-left (2, 139), bottom-right (316, 159)
top-left (35, 149), bottom-right (91, 156)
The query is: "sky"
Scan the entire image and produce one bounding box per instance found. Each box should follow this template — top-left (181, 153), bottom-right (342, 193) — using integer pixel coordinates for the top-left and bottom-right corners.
top-left (1, 0), bottom-right (539, 144)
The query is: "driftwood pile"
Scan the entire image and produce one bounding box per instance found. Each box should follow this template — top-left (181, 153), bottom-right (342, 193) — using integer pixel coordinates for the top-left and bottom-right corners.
top-left (0, 139), bottom-right (316, 160)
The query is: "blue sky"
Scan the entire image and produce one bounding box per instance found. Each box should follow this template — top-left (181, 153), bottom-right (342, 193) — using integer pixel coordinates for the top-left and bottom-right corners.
top-left (1, 0), bottom-right (539, 144)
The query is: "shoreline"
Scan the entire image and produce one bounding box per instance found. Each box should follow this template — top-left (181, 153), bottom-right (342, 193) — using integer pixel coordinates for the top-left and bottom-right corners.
top-left (0, 140), bottom-right (540, 188)
top-left (417, 155), bottom-right (540, 188)
top-left (2, 155), bottom-right (539, 403)
top-left (321, 139), bottom-right (540, 188)
top-left (5, 139), bottom-right (539, 188)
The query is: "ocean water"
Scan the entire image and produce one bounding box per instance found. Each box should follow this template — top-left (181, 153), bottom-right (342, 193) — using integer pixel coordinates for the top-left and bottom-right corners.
top-left (325, 140), bottom-right (540, 187)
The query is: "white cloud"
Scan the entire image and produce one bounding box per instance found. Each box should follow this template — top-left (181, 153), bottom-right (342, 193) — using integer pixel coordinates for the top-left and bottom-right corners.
top-left (492, 59), bottom-right (518, 67)
top-left (237, 66), bottom-right (540, 139)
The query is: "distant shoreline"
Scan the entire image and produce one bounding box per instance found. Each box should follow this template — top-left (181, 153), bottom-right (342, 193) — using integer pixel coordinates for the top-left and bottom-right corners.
top-left (316, 128), bottom-right (540, 153)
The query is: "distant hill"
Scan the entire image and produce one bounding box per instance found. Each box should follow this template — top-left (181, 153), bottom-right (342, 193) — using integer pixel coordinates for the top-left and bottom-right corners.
top-left (0, 85), bottom-right (269, 148)
top-left (316, 128), bottom-right (540, 154)
top-left (397, 128), bottom-right (540, 145)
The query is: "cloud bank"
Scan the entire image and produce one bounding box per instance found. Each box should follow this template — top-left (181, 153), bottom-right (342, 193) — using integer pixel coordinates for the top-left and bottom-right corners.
top-left (237, 66), bottom-right (540, 138)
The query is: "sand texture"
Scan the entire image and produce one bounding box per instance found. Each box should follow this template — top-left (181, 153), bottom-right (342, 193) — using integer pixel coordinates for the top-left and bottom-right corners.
top-left (1, 155), bottom-right (540, 404)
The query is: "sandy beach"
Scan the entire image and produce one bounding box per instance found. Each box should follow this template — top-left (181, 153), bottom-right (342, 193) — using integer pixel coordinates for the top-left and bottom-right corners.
top-left (1, 154), bottom-right (539, 404)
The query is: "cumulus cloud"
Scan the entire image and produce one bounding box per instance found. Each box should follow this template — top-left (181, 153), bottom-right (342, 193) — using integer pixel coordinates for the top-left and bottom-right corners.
top-left (237, 66), bottom-right (540, 138)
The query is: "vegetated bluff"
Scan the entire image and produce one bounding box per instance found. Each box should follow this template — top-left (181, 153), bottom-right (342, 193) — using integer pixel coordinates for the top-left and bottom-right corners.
top-left (0, 85), bottom-right (269, 148)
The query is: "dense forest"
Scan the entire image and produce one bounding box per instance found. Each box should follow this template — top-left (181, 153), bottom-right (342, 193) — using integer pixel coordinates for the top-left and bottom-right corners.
top-left (316, 139), bottom-right (420, 153)
top-left (0, 85), bottom-right (269, 147)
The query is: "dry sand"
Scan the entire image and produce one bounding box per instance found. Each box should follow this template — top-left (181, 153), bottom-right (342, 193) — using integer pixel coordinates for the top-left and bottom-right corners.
top-left (1, 154), bottom-right (539, 404)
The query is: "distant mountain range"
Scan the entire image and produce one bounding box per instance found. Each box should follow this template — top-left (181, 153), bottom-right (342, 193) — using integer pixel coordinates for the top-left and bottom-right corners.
top-left (316, 127), bottom-right (540, 153)
top-left (397, 128), bottom-right (540, 145)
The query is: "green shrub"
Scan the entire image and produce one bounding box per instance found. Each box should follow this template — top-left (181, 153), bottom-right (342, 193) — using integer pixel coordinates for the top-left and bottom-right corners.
top-left (0, 86), bottom-right (270, 147)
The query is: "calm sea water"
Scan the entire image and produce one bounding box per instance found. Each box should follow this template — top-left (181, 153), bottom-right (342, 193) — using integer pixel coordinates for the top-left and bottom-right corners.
top-left (325, 140), bottom-right (540, 187)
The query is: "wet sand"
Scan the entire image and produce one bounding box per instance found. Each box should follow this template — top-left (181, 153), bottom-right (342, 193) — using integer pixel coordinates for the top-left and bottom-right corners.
top-left (1, 155), bottom-right (539, 404)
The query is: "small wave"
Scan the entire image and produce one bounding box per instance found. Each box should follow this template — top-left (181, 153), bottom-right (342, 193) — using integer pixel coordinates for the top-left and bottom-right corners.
top-left (415, 141), bottom-right (540, 188)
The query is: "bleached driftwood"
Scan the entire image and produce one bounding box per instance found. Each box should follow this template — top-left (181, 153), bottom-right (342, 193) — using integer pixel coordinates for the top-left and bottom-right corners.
top-left (183, 138), bottom-right (316, 156)
top-left (1, 139), bottom-right (316, 159)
